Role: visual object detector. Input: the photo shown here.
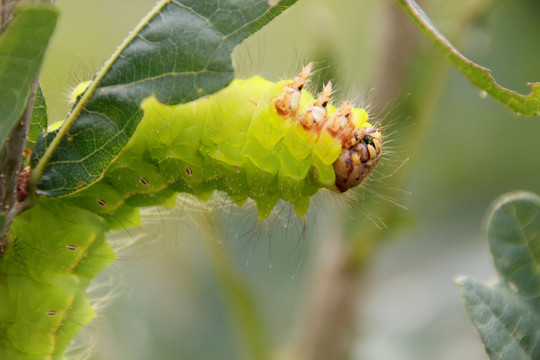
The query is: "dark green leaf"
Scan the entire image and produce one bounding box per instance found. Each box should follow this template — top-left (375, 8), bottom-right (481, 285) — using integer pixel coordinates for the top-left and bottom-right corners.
top-left (26, 84), bottom-right (47, 152)
top-left (31, 0), bottom-right (298, 197)
top-left (396, 0), bottom-right (540, 116)
top-left (0, 4), bottom-right (58, 148)
top-left (487, 192), bottom-right (540, 310)
top-left (459, 192), bottom-right (540, 359)
top-left (457, 278), bottom-right (540, 360)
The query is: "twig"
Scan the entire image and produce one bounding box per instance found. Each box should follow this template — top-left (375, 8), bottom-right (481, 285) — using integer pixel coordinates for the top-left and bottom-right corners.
top-left (0, 78), bottom-right (38, 255)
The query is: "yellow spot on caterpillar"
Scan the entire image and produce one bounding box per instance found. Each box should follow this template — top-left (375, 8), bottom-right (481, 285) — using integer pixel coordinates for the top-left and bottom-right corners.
top-left (47, 120), bottom-right (63, 131)
top-left (69, 80), bottom-right (91, 106)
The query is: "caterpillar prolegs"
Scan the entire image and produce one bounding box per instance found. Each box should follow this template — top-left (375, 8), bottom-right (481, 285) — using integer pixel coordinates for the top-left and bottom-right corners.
top-left (1, 65), bottom-right (382, 358)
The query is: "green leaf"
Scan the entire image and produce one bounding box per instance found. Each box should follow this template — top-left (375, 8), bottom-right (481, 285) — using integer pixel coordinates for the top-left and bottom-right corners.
top-left (31, 0), bottom-right (298, 198)
top-left (487, 192), bottom-right (540, 310)
top-left (396, 0), bottom-right (540, 117)
top-left (457, 278), bottom-right (540, 360)
top-left (0, 4), bottom-right (58, 148)
top-left (26, 84), bottom-right (47, 152)
top-left (459, 192), bottom-right (540, 359)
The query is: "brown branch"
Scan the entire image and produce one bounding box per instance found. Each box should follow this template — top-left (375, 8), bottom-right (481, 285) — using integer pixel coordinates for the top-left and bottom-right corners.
top-left (295, 235), bottom-right (366, 360)
top-left (0, 78), bottom-right (38, 255)
top-left (0, 0), bottom-right (16, 31)
top-left (0, 0), bottom-right (56, 254)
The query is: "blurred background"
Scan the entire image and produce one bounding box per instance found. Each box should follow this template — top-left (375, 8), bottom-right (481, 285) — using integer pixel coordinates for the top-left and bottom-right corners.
top-left (40, 0), bottom-right (540, 359)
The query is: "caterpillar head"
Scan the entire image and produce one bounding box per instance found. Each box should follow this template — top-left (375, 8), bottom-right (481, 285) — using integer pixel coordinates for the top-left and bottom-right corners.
top-left (274, 64), bottom-right (383, 193)
top-left (333, 126), bottom-right (383, 192)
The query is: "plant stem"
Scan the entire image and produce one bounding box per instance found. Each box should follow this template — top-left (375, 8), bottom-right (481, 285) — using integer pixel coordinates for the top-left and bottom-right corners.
top-left (197, 211), bottom-right (271, 360)
top-left (0, 0), bottom-right (15, 31)
top-left (0, 78), bottom-right (38, 255)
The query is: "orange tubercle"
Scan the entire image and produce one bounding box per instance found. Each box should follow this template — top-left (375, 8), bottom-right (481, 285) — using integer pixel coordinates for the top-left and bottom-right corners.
top-left (274, 63), bottom-right (313, 116)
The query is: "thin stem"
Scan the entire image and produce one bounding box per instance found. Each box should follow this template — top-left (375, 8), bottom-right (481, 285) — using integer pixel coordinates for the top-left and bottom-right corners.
top-left (0, 78), bottom-right (39, 255)
top-left (396, 0), bottom-right (540, 116)
top-left (197, 211), bottom-right (271, 360)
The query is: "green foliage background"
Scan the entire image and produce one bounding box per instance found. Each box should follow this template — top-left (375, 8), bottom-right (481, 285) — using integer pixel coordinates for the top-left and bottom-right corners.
top-left (38, 0), bottom-right (540, 359)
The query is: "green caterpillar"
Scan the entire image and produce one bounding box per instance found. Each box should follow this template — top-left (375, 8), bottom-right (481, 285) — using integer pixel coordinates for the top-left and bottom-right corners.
top-left (53, 64), bottom-right (382, 218)
top-left (1, 65), bottom-right (382, 359)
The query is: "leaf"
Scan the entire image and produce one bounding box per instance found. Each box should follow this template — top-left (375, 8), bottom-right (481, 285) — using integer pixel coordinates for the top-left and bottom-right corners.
top-left (396, 0), bottom-right (540, 117)
top-left (0, 4), bottom-right (58, 148)
top-left (26, 84), bottom-right (47, 152)
top-left (458, 192), bottom-right (540, 359)
top-left (30, 0), bottom-right (298, 197)
top-left (487, 192), bottom-right (540, 309)
top-left (457, 278), bottom-right (540, 360)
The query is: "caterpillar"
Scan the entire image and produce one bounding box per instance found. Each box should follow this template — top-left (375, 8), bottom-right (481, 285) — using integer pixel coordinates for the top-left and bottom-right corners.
top-left (49, 64), bottom-right (382, 218)
top-left (0, 65), bottom-right (382, 359)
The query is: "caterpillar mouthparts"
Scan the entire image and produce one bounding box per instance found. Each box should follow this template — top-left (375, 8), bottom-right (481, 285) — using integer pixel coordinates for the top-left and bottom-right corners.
top-left (273, 64), bottom-right (383, 193)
